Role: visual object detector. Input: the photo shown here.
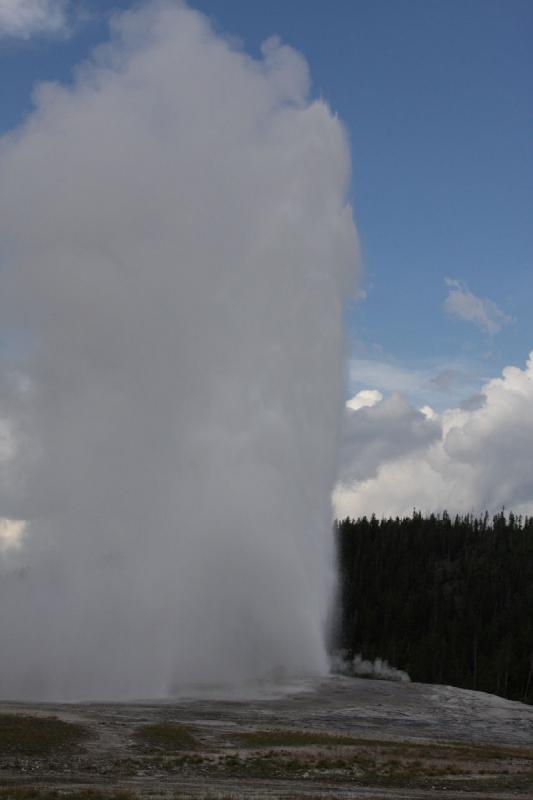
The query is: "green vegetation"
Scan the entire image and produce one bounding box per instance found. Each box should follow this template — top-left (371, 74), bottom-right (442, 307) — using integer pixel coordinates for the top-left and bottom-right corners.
top-left (335, 510), bottom-right (533, 703)
top-left (236, 728), bottom-right (373, 747)
top-left (1, 722), bottom-right (531, 795)
top-left (0, 714), bottom-right (86, 755)
top-left (229, 729), bottom-right (533, 787)
top-left (0, 792), bottom-right (135, 800)
top-left (133, 722), bottom-right (198, 751)
top-left (0, 792), bottom-right (245, 800)
top-left (218, 738), bottom-right (533, 786)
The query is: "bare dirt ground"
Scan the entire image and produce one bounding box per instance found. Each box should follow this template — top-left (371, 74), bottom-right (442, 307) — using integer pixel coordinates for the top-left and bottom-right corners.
top-left (1, 675), bottom-right (532, 799)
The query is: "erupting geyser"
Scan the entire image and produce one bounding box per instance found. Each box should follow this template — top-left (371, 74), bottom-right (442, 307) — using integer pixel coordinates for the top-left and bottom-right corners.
top-left (0, 1), bottom-right (359, 700)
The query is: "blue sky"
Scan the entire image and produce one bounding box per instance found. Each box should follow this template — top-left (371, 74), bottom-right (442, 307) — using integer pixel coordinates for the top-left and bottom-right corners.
top-left (1, 0), bottom-right (531, 410)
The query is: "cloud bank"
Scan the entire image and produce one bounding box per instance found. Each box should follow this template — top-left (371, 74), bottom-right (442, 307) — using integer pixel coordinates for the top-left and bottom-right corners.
top-left (0, 1), bottom-right (358, 699)
top-left (335, 353), bottom-right (533, 519)
top-left (0, 0), bottom-right (69, 38)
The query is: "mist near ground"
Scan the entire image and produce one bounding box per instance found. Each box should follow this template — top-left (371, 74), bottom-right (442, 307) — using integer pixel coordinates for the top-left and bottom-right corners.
top-left (0, 1), bottom-right (358, 700)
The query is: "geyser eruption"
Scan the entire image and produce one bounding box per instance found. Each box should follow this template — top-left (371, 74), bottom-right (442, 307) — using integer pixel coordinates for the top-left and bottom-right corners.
top-left (0, 1), bottom-right (358, 700)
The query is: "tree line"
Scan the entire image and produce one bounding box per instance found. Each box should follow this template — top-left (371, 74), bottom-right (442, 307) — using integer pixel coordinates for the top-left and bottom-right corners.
top-left (334, 511), bottom-right (533, 704)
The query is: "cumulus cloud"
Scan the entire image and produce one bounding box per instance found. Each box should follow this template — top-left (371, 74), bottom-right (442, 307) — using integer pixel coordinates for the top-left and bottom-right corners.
top-left (0, 0), bottom-right (69, 38)
top-left (0, 1), bottom-right (358, 699)
top-left (335, 353), bottom-right (533, 519)
top-left (338, 393), bottom-right (440, 485)
top-left (444, 278), bottom-right (512, 334)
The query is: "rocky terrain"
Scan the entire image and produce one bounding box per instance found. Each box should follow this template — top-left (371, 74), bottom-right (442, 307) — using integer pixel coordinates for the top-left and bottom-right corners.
top-left (1, 675), bottom-right (532, 799)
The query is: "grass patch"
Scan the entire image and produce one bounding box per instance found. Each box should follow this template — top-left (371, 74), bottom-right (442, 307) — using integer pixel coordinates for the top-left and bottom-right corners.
top-left (134, 722), bottom-right (198, 752)
top-left (219, 735), bottom-right (533, 787)
top-left (236, 731), bottom-right (533, 764)
top-left (446, 741), bottom-right (533, 762)
top-left (0, 714), bottom-right (87, 756)
top-left (236, 729), bottom-right (372, 748)
top-left (0, 791), bottom-right (135, 800)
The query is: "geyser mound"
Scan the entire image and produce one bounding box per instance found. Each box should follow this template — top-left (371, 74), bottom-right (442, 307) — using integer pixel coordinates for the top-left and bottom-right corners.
top-left (0, 1), bottom-right (359, 700)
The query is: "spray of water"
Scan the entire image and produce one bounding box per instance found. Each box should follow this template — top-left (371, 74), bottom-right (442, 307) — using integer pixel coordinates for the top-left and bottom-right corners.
top-left (0, 1), bottom-right (359, 700)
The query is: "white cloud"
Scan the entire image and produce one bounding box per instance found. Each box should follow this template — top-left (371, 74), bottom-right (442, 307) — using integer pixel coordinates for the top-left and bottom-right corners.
top-left (346, 389), bottom-right (382, 411)
top-left (419, 404), bottom-right (438, 420)
top-left (0, 0), bottom-right (69, 38)
top-left (444, 278), bottom-right (512, 334)
top-left (335, 352), bottom-right (533, 519)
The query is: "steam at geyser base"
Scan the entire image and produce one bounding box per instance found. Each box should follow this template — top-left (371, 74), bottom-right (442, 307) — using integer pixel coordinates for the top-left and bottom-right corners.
top-left (0, 2), bottom-right (359, 701)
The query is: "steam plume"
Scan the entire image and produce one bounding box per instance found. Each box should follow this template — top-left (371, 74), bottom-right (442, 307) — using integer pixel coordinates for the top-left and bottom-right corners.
top-left (0, 1), bottom-right (358, 700)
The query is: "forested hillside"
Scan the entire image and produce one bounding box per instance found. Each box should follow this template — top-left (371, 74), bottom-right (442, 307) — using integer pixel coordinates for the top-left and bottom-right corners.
top-left (335, 512), bottom-right (533, 703)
